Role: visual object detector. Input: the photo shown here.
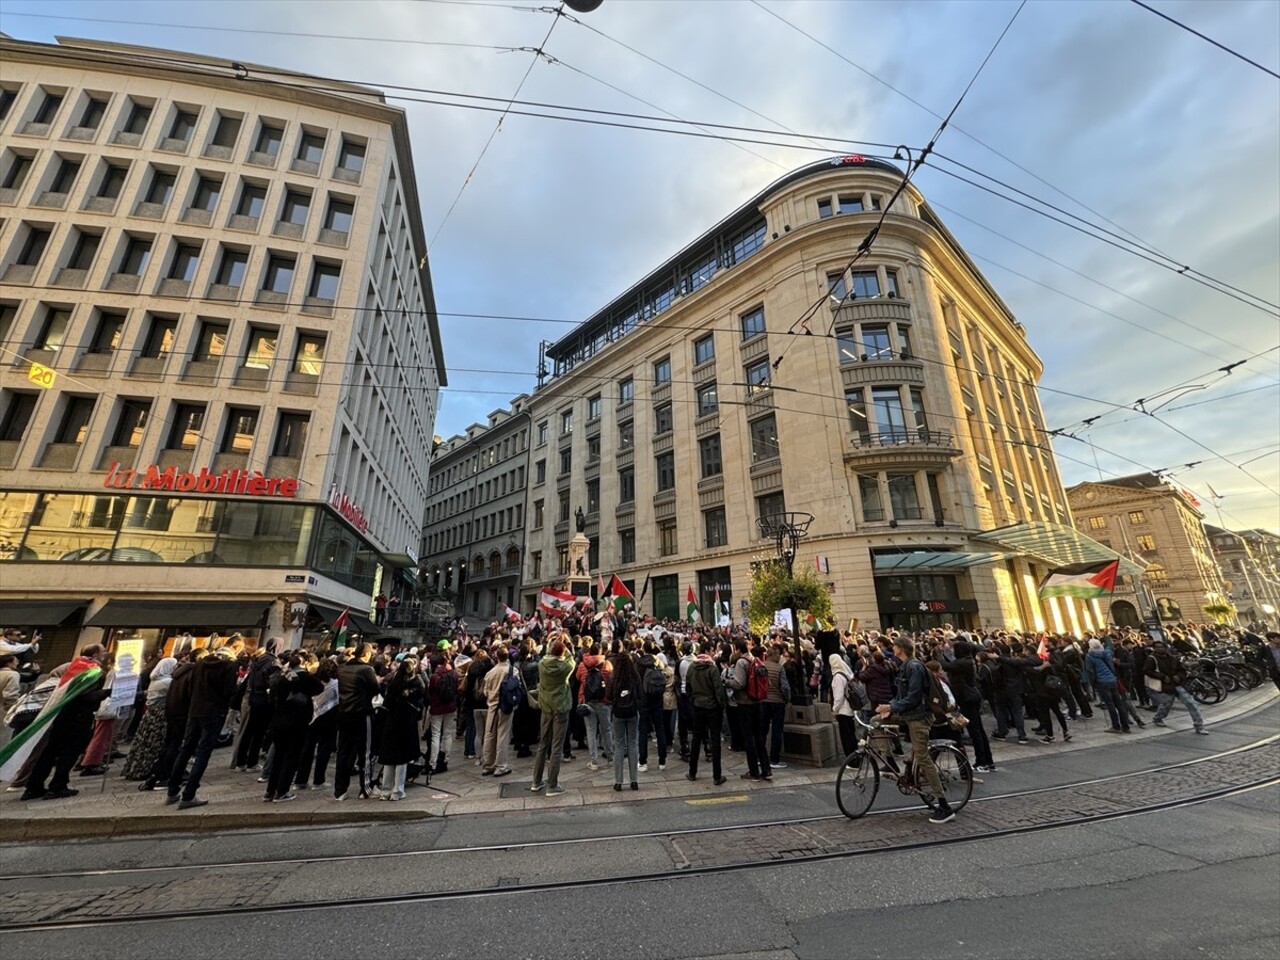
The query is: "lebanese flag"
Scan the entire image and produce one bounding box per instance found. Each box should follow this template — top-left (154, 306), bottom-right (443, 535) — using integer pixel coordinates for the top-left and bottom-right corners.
top-left (1036, 636), bottom-right (1050, 661)
top-left (686, 585), bottom-right (701, 623)
top-left (501, 603), bottom-right (522, 623)
top-left (1, 656), bottom-right (104, 781)
top-left (331, 607), bottom-right (351, 649)
top-left (1037, 559), bottom-right (1120, 600)
top-left (608, 574), bottom-right (634, 612)
top-left (538, 587), bottom-right (576, 616)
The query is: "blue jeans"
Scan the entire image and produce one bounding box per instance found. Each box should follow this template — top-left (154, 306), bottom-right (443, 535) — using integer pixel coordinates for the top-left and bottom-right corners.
top-left (611, 714), bottom-right (639, 784)
top-left (1151, 687), bottom-right (1204, 729)
top-left (168, 713), bottom-right (226, 802)
top-left (1096, 683), bottom-right (1128, 731)
top-left (585, 702), bottom-right (612, 764)
top-left (765, 701), bottom-right (786, 763)
top-left (463, 709), bottom-right (478, 757)
top-left (639, 702), bottom-right (667, 766)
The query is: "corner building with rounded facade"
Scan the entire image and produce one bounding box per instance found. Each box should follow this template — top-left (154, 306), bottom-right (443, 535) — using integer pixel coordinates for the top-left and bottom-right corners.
top-left (522, 156), bottom-right (1124, 633)
top-left (0, 37), bottom-right (446, 662)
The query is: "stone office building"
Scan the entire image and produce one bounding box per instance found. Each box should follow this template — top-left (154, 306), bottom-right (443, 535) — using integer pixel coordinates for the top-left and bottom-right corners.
top-left (520, 156), bottom-right (1128, 633)
top-left (0, 36), bottom-right (445, 662)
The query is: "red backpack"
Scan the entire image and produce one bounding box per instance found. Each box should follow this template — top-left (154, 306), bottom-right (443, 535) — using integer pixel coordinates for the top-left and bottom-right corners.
top-left (746, 657), bottom-right (770, 701)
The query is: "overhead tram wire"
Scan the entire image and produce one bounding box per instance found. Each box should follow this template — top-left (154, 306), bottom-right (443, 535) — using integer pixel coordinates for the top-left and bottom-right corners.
top-left (428, 2), bottom-right (565, 248)
top-left (1128, 0), bottom-right (1280, 80)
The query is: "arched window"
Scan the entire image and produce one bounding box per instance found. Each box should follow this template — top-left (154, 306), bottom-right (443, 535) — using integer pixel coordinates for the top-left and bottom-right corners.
top-left (506, 547), bottom-right (520, 570)
top-left (472, 553), bottom-right (485, 576)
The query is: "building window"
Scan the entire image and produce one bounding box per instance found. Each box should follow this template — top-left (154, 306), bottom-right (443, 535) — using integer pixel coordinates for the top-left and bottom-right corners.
top-left (618, 420), bottom-right (634, 449)
top-left (166, 402), bottom-right (204, 450)
top-left (654, 357), bottom-right (671, 384)
top-left (308, 261), bottom-right (340, 300)
top-left (694, 334), bottom-right (715, 365)
top-left (704, 507), bottom-right (727, 548)
top-left (215, 248), bottom-right (248, 287)
top-left (87, 312), bottom-right (124, 354)
top-left (588, 394), bottom-right (602, 420)
top-left (67, 231), bottom-right (100, 270)
top-left (862, 324), bottom-right (893, 361)
top-left (533, 499), bottom-right (544, 529)
top-left (557, 546), bottom-right (570, 577)
top-left (756, 491), bottom-right (785, 529)
top-left (537, 421), bottom-right (548, 445)
top-left (168, 109), bottom-right (198, 143)
top-left (118, 236), bottom-right (152, 276)
top-left (97, 162), bottom-right (127, 200)
top-left (1136, 534), bottom-right (1157, 553)
top-left (296, 131), bottom-right (325, 164)
top-left (145, 169), bottom-right (176, 206)
top-left (560, 408), bottom-right (573, 435)
top-left (888, 473), bottom-right (922, 520)
top-left (1146, 562), bottom-right (1169, 586)
top-left (139, 316), bottom-right (177, 358)
top-left (192, 175), bottom-right (222, 212)
top-left (656, 452), bottom-right (675, 491)
top-left (16, 226), bottom-right (51, 267)
top-left (337, 138), bottom-right (366, 174)
top-left (749, 414), bottom-right (779, 463)
top-left (699, 434), bottom-right (722, 479)
top-left (531, 551), bottom-right (542, 580)
top-left (0, 393), bottom-right (38, 443)
top-left (272, 412), bottom-right (309, 457)
top-left (244, 327), bottom-right (277, 369)
top-left (77, 97), bottom-right (107, 130)
top-left (885, 268), bottom-right (900, 298)
top-left (658, 520), bottom-right (678, 557)
top-left (292, 333), bottom-right (325, 375)
top-left (262, 255), bottom-right (295, 294)
top-left (1088, 516), bottom-right (1107, 530)
top-left (587, 435), bottom-right (601, 463)
top-left (618, 466), bottom-right (635, 503)
top-left (2, 153), bottom-right (33, 191)
top-left (619, 378), bottom-right (634, 404)
top-left (221, 407), bottom-right (258, 453)
top-left (110, 400), bottom-right (149, 448)
top-left (817, 197), bottom-right (833, 218)
top-left (33, 308), bottom-right (71, 352)
top-left (534, 459), bottom-right (546, 484)
top-left (586, 479), bottom-right (600, 513)
top-left (740, 306), bottom-right (766, 340)
top-left (168, 243), bottom-right (200, 282)
top-left (859, 475), bottom-right (884, 522)
top-left (695, 382), bottom-right (718, 416)
top-left (48, 156), bottom-right (82, 194)
top-left (838, 194), bottom-right (864, 214)
top-left (211, 113), bottom-right (241, 148)
top-left (236, 182), bottom-right (267, 219)
top-left (1128, 511), bottom-right (1147, 525)
top-left (558, 490), bottom-right (571, 523)
top-left (254, 122), bottom-right (284, 157)
top-left (193, 321), bottom-right (227, 361)
top-left (871, 386), bottom-right (907, 438)
top-left (744, 358), bottom-right (771, 394)
top-left (122, 99), bottom-right (152, 135)
top-left (620, 528), bottom-right (635, 564)
top-left (850, 270), bottom-right (880, 298)
top-left (559, 448), bottom-right (572, 475)
top-left (324, 198), bottom-right (353, 234)
top-left (654, 402), bottom-right (673, 435)
top-left (281, 190), bottom-right (310, 225)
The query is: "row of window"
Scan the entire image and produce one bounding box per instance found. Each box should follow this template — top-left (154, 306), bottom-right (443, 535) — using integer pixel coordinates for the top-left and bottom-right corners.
top-left (1, 84), bottom-right (366, 179)
top-left (5, 220), bottom-right (345, 301)
top-left (424, 502), bottom-right (526, 557)
top-left (427, 465), bottom-right (527, 524)
top-left (1086, 511), bottom-right (1149, 528)
top-left (428, 428), bottom-right (531, 494)
top-left (0, 390), bottom-right (310, 461)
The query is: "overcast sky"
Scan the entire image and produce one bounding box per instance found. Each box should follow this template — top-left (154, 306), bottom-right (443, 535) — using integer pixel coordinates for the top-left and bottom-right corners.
top-left (7, 0), bottom-right (1278, 531)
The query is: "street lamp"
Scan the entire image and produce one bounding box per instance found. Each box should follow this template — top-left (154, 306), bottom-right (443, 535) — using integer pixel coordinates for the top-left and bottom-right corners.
top-left (758, 511), bottom-right (815, 704)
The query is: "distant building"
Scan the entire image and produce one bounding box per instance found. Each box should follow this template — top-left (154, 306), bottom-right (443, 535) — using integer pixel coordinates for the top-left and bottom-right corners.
top-left (1206, 525), bottom-right (1280, 629)
top-left (421, 396), bottom-right (531, 621)
top-left (0, 36), bottom-right (445, 662)
top-left (1067, 474), bottom-right (1228, 628)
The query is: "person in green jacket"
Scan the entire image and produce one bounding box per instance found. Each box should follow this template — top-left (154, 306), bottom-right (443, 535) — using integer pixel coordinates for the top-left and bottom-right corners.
top-left (530, 638), bottom-right (575, 796)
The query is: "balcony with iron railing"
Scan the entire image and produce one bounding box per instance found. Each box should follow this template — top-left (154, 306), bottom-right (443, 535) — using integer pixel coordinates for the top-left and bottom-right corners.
top-left (844, 428), bottom-right (962, 469)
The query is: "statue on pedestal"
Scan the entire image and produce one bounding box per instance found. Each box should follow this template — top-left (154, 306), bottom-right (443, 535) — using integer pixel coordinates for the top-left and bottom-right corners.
top-left (575, 506), bottom-right (586, 533)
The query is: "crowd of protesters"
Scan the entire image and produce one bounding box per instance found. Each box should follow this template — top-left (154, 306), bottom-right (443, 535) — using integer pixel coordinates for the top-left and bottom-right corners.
top-left (1, 612), bottom-right (1277, 811)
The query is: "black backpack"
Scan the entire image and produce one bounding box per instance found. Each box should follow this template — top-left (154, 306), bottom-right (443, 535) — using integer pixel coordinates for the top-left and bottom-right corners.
top-left (643, 665), bottom-right (666, 700)
top-left (434, 668), bottom-right (458, 705)
top-left (584, 664), bottom-right (606, 703)
top-left (612, 682), bottom-right (638, 719)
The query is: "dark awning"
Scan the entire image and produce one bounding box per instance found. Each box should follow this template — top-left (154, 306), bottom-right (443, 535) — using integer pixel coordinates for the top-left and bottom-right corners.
top-left (310, 602), bottom-right (376, 636)
top-left (85, 600), bottom-right (270, 628)
top-left (0, 599), bottom-right (89, 626)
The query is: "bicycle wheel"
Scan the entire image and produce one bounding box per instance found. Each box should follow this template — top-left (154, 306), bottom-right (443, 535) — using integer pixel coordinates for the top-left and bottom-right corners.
top-left (919, 744), bottom-right (973, 813)
top-left (835, 749), bottom-right (880, 820)
top-left (1217, 667), bottom-right (1241, 693)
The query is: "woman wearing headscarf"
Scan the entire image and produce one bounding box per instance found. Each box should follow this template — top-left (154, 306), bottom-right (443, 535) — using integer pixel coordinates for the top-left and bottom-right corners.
top-left (377, 657), bottom-right (425, 800)
top-left (122, 657), bottom-right (176, 781)
top-left (829, 653), bottom-right (861, 757)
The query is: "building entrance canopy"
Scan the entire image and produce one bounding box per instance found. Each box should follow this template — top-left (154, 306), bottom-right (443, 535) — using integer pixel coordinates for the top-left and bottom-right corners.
top-left (872, 551), bottom-right (1005, 571)
top-left (974, 521), bottom-right (1144, 577)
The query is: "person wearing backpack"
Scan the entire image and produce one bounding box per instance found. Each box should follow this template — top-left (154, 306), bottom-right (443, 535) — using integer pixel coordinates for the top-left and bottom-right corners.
top-left (829, 654), bottom-right (865, 757)
top-left (726, 639), bottom-right (771, 782)
top-left (530, 639), bottom-right (574, 796)
top-left (479, 646), bottom-right (515, 777)
top-left (636, 643), bottom-right (668, 773)
top-left (575, 643), bottom-right (613, 770)
top-left (684, 651), bottom-right (728, 784)
top-left (875, 637), bottom-right (957, 825)
top-left (761, 644), bottom-right (789, 769)
top-left (606, 644), bottom-right (642, 790)
top-left (463, 647), bottom-right (492, 762)
top-left (425, 655), bottom-right (459, 775)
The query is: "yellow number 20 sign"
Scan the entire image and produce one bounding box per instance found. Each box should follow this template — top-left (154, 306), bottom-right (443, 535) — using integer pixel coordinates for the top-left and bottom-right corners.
top-left (28, 362), bottom-right (57, 389)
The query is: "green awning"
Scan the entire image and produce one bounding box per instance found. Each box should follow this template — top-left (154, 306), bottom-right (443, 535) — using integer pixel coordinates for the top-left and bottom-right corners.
top-left (974, 521), bottom-right (1144, 576)
top-left (873, 551), bottom-right (1006, 571)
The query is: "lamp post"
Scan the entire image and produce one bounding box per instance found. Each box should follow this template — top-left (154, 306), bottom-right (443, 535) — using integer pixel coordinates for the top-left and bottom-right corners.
top-left (759, 511), bottom-right (815, 705)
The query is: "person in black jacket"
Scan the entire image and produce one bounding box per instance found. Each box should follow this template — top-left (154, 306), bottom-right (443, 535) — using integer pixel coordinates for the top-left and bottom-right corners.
top-left (141, 650), bottom-right (204, 791)
top-left (994, 643), bottom-right (1038, 743)
top-left (334, 642), bottom-right (380, 800)
top-left (165, 637), bottom-right (244, 809)
top-left (378, 657), bottom-right (425, 800)
top-left (19, 645), bottom-right (108, 801)
top-left (234, 645), bottom-right (281, 770)
top-left (943, 641), bottom-right (995, 772)
top-left (263, 653), bottom-right (324, 802)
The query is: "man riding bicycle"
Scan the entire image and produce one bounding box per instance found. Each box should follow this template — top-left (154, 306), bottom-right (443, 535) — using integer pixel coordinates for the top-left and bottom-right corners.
top-left (875, 638), bottom-right (956, 824)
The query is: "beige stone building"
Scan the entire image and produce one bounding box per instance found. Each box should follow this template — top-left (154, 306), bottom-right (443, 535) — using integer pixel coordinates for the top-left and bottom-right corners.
top-left (520, 156), bottom-right (1126, 633)
top-left (1067, 474), bottom-right (1227, 628)
top-left (0, 36), bottom-right (445, 662)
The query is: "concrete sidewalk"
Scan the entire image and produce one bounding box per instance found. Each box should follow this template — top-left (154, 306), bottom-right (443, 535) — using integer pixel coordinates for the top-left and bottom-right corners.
top-left (3, 686), bottom-right (1274, 841)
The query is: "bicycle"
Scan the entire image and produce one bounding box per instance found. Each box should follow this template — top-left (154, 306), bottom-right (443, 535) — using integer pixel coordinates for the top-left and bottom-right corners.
top-left (835, 713), bottom-right (974, 820)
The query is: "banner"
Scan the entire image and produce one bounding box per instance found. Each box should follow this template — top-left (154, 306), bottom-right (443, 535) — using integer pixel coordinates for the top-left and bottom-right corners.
top-left (108, 638), bottom-right (144, 710)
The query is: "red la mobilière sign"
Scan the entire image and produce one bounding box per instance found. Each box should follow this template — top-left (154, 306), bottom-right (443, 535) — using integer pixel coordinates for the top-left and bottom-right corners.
top-left (103, 462), bottom-right (299, 498)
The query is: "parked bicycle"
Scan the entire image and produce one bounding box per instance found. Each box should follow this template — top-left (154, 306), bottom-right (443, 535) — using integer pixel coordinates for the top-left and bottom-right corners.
top-left (836, 714), bottom-right (973, 820)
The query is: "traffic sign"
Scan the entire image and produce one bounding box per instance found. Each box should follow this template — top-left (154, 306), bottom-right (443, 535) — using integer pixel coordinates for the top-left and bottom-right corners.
top-left (28, 363), bottom-right (56, 389)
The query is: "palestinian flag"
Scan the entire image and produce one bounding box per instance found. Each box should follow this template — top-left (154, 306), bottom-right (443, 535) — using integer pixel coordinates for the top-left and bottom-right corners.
top-left (1038, 559), bottom-right (1120, 600)
top-left (608, 574), bottom-right (634, 612)
top-left (539, 587), bottom-right (576, 616)
top-left (332, 607), bottom-right (351, 649)
top-left (686, 585), bottom-right (701, 623)
top-left (0, 656), bottom-right (104, 781)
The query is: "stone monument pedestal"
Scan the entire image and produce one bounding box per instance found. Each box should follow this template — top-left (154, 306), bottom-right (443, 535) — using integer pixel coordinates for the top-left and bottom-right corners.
top-left (565, 532), bottom-right (592, 600)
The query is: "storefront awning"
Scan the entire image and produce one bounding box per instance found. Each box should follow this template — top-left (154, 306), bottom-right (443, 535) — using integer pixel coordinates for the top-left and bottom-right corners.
top-left (873, 551), bottom-right (1006, 572)
top-left (86, 600), bottom-right (270, 628)
top-left (382, 552), bottom-right (418, 569)
top-left (0, 599), bottom-right (89, 626)
top-left (310, 602), bottom-right (377, 636)
top-left (974, 521), bottom-right (1144, 577)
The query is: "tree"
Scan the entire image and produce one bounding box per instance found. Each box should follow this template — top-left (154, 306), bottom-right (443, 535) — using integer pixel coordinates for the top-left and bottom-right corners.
top-left (746, 562), bottom-right (834, 635)
top-left (1201, 597), bottom-right (1236, 624)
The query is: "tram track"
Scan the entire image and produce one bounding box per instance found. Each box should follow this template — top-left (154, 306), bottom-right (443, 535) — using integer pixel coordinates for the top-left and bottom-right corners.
top-left (1, 738), bottom-right (1275, 933)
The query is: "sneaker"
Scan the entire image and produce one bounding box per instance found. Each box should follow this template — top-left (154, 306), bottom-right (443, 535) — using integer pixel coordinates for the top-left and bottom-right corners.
top-left (44, 788), bottom-right (80, 800)
top-left (562, 755), bottom-right (575, 763)
top-left (772, 761), bottom-right (787, 769)
top-left (685, 773), bottom-right (697, 782)
top-left (614, 783), bottom-right (622, 792)
top-left (740, 772), bottom-right (762, 781)
top-left (247, 765), bottom-right (261, 773)
top-left (586, 761), bottom-right (600, 771)
top-left (481, 769), bottom-right (495, 777)
top-left (256, 776), bottom-right (269, 783)
top-left (713, 777), bottom-right (728, 785)
top-left (546, 785), bottom-right (566, 797)
top-left (1135, 720), bottom-right (1147, 728)
top-left (164, 793), bottom-right (180, 805)
top-left (177, 798), bottom-right (208, 810)
top-left (262, 794), bottom-right (275, 803)
top-left (637, 763), bottom-right (648, 773)
top-left (235, 766), bottom-right (247, 773)
top-left (630, 782), bottom-right (639, 791)
top-left (658, 763), bottom-right (666, 772)
top-left (1017, 737), bottom-right (1029, 744)
top-left (529, 782), bottom-right (544, 792)
top-left (1106, 728), bottom-right (1123, 734)
top-left (274, 793), bottom-right (296, 803)
top-left (966, 776), bottom-right (985, 785)
top-left (332, 793), bottom-right (348, 802)
top-left (1062, 734), bottom-right (1072, 743)
top-left (928, 806), bottom-right (956, 825)
top-left (18, 790), bottom-right (47, 801)
top-left (314, 782), bottom-right (329, 789)
top-left (1039, 736), bottom-right (1054, 744)
top-left (494, 767), bottom-right (512, 777)
top-left (1153, 719), bottom-right (1167, 727)
top-left (974, 765), bottom-right (997, 773)
top-left (1194, 728), bottom-right (1210, 736)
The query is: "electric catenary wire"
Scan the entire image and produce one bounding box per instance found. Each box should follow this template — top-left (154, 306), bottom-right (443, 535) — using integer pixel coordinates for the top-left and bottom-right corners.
top-left (1128, 0), bottom-right (1280, 80)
